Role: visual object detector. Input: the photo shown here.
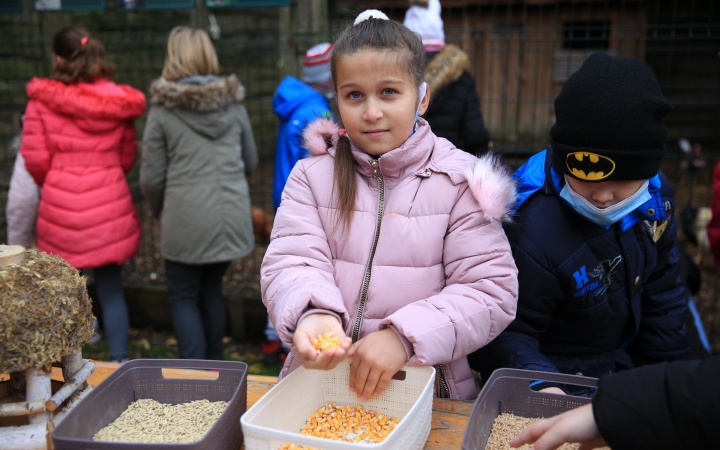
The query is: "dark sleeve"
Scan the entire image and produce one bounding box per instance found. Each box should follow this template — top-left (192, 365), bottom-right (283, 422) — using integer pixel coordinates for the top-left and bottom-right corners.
top-left (631, 187), bottom-right (689, 362)
top-left (593, 356), bottom-right (720, 450)
top-left (469, 236), bottom-right (565, 380)
top-left (457, 72), bottom-right (489, 156)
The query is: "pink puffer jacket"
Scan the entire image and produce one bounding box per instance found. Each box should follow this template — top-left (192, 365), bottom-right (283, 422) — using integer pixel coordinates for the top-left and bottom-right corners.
top-left (261, 119), bottom-right (518, 400)
top-left (20, 78), bottom-right (146, 269)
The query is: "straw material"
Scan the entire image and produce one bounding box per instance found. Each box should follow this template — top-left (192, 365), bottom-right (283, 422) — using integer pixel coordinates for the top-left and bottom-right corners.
top-left (0, 250), bottom-right (94, 373)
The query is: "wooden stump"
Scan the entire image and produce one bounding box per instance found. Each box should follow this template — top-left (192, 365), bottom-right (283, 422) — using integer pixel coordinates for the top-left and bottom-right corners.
top-left (0, 245), bottom-right (25, 268)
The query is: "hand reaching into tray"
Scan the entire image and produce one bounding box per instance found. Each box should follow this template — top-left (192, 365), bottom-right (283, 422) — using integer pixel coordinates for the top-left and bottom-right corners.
top-left (294, 314), bottom-right (352, 370)
top-left (347, 329), bottom-right (407, 401)
top-left (510, 403), bottom-right (607, 450)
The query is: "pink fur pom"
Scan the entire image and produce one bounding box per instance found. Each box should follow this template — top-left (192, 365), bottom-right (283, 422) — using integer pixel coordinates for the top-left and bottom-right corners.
top-left (302, 118), bottom-right (339, 156)
top-left (464, 153), bottom-right (517, 222)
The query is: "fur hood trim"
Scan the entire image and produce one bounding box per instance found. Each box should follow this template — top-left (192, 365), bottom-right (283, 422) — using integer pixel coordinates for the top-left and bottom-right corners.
top-left (26, 77), bottom-right (146, 120)
top-left (303, 117), bottom-right (339, 156)
top-left (425, 44), bottom-right (470, 97)
top-left (463, 153), bottom-right (517, 223)
top-left (302, 117), bottom-right (516, 223)
top-left (150, 75), bottom-right (245, 111)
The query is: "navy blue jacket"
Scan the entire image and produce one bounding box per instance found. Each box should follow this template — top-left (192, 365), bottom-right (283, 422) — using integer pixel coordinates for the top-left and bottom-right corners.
top-left (469, 148), bottom-right (689, 379)
top-left (272, 76), bottom-right (331, 210)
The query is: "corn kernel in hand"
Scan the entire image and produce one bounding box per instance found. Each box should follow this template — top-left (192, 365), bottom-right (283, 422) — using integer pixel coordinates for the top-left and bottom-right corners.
top-left (312, 333), bottom-right (342, 353)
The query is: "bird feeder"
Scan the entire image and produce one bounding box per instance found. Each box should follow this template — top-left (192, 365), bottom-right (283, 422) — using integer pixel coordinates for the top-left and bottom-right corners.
top-left (0, 245), bottom-right (96, 450)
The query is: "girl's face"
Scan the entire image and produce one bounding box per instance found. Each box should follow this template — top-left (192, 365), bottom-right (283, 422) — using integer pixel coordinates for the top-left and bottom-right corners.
top-left (335, 50), bottom-right (429, 156)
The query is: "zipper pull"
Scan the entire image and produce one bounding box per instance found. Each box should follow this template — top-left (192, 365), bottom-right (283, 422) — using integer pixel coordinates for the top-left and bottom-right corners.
top-left (370, 159), bottom-right (381, 178)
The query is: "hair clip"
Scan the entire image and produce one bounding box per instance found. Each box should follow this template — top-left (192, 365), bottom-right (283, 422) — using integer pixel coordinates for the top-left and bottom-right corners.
top-left (81, 36), bottom-right (89, 46)
top-left (338, 128), bottom-right (347, 136)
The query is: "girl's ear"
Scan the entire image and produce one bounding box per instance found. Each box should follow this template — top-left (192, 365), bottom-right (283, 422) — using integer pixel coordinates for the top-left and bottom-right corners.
top-left (54, 56), bottom-right (64, 69)
top-left (418, 83), bottom-right (430, 116)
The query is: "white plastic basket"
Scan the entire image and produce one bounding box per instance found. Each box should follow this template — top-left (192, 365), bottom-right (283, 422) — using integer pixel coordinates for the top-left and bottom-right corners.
top-left (240, 360), bottom-right (435, 450)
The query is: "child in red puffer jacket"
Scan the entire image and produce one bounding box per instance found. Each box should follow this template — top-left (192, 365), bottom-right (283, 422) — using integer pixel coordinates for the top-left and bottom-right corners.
top-left (20, 25), bottom-right (146, 362)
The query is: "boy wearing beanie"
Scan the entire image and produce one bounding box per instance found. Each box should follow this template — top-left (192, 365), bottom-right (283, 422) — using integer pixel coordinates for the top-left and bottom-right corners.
top-left (470, 53), bottom-right (691, 387)
top-left (272, 42), bottom-right (333, 211)
top-left (265, 42), bottom-right (333, 364)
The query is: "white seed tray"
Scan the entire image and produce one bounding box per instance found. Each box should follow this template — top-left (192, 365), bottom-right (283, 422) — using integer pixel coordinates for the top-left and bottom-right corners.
top-left (241, 360), bottom-right (435, 450)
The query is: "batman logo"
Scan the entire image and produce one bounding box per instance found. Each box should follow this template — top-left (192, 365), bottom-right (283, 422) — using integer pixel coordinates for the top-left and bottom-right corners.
top-left (566, 152), bottom-right (615, 181)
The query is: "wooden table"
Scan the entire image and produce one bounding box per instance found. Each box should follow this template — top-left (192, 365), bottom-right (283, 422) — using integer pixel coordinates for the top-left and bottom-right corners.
top-left (57, 361), bottom-right (473, 449)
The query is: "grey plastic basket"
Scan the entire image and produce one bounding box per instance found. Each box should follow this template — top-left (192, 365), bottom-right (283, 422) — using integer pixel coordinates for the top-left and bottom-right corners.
top-left (461, 368), bottom-right (598, 450)
top-left (52, 359), bottom-right (248, 450)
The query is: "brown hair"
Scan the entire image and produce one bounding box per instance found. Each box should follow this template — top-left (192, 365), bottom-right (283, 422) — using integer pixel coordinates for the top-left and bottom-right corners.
top-left (53, 26), bottom-right (114, 83)
top-left (330, 15), bottom-right (426, 232)
top-left (161, 27), bottom-right (219, 82)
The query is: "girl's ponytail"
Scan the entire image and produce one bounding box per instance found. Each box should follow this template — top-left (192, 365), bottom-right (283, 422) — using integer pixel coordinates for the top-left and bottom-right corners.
top-left (332, 130), bottom-right (358, 234)
top-left (53, 26), bottom-right (114, 83)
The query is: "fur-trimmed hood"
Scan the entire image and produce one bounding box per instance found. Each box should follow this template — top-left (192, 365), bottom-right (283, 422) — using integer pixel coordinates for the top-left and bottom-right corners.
top-left (26, 77), bottom-right (146, 121)
top-left (149, 75), bottom-right (245, 111)
top-left (425, 44), bottom-right (470, 98)
top-left (302, 117), bottom-right (516, 222)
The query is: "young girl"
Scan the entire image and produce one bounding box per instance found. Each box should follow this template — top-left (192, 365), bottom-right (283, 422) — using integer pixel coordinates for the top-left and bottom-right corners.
top-left (141, 27), bottom-right (258, 360)
top-left (21, 26), bottom-right (146, 362)
top-left (261, 10), bottom-right (518, 400)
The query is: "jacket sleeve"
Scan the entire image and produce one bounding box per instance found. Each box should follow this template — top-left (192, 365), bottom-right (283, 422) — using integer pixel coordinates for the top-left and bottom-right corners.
top-left (468, 239), bottom-right (565, 379)
top-left (119, 121), bottom-right (138, 173)
top-left (708, 161), bottom-right (720, 265)
top-left (140, 108), bottom-right (168, 219)
top-left (380, 185), bottom-right (518, 366)
top-left (6, 151), bottom-right (40, 248)
top-left (260, 160), bottom-right (349, 347)
top-left (19, 100), bottom-right (50, 186)
top-left (630, 207), bottom-right (690, 361)
top-left (458, 73), bottom-right (490, 156)
top-left (593, 356), bottom-right (720, 450)
top-left (238, 104), bottom-right (258, 175)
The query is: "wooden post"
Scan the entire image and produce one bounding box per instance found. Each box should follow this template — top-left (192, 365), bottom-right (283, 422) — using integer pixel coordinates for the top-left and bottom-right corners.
top-left (61, 349), bottom-right (83, 387)
top-left (294, 0), bottom-right (329, 72)
top-left (26, 365), bottom-right (52, 425)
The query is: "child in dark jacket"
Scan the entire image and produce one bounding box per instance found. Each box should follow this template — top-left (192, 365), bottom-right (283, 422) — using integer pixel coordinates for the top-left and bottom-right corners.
top-left (469, 52), bottom-right (690, 388)
top-left (511, 355), bottom-right (720, 450)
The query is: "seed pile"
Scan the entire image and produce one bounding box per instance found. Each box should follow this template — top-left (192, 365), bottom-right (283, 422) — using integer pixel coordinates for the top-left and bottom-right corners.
top-left (312, 333), bottom-right (342, 353)
top-left (93, 399), bottom-right (227, 444)
top-left (299, 402), bottom-right (400, 443)
top-left (486, 413), bottom-right (610, 450)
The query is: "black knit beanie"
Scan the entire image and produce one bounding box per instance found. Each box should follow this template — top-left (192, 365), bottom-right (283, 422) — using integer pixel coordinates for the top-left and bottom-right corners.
top-left (551, 52), bottom-right (672, 182)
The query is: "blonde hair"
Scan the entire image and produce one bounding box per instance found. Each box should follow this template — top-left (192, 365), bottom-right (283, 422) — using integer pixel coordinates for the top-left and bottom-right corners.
top-left (161, 27), bottom-right (219, 81)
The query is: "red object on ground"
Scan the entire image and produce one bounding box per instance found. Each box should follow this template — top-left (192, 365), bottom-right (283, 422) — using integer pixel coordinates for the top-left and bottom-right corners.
top-left (708, 161), bottom-right (720, 265)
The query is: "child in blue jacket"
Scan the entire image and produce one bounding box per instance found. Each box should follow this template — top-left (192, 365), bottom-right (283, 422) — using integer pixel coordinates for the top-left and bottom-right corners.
top-left (272, 43), bottom-right (333, 210)
top-left (469, 52), bottom-right (693, 389)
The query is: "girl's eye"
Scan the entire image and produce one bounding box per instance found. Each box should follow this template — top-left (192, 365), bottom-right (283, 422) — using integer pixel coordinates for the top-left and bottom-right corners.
top-left (382, 88), bottom-right (396, 95)
top-left (348, 92), bottom-right (363, 99)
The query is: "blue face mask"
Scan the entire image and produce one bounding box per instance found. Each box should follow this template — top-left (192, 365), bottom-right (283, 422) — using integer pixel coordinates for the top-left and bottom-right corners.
top-left (559, 179), bottom-right (651, 226)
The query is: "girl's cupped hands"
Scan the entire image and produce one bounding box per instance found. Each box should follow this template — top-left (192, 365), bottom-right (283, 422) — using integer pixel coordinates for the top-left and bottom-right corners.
top-left (294, 313), bottom-right (352, 370)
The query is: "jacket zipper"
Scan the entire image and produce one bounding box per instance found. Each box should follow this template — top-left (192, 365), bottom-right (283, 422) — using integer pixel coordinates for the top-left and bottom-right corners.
top-left (435, 364), bottom-right (450, 398)
top-left (352, 159), bottom-right (385, 343)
